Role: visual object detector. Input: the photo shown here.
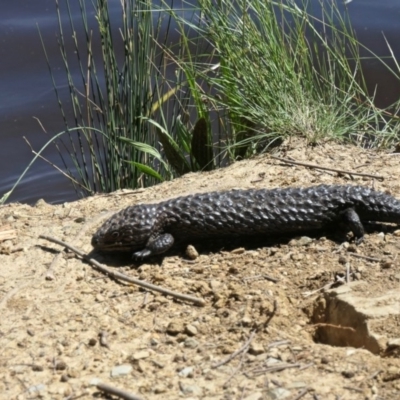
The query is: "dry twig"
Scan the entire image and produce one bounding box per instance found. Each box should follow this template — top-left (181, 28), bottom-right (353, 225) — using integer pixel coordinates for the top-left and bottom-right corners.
top-left (298, 362), bottom-right (314, 371)
top-left (313, 323), bottom-right (356, 333)
top-left (44, 211), bottom-right (114, 280)
top-left (345, 262), bottom-right (351, 284)
top-left (349, 253), bottom-right (381, 263)
top-left (222, 351), bottom-right (247, 389)
top-left (302, 281), bottom-right (337, 297)
top-left (293, 388), bottom-right (309, 400)
top-left (39, 235), bottom-right (206, 307)
top-left (343, 386), bottom-right (364, 393)
top-left (212, 330), bottom-right (256, 369)
top-left (96, 382), bottom-right (144, 400)
top-left (271, 156), bottom-right (385, 180)
top-left (267, 340), bottom-right (291, 348)
top-left (245, 270), bottom-right (280, 283)
top-left (248, 362), bottom-right (302, 377)
top-left (264, 299), bottom-right (278, 326)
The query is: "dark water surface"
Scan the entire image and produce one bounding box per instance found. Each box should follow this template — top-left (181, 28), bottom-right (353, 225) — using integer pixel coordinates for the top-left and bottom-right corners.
top-left (1, 0), bottom-right (399, 204)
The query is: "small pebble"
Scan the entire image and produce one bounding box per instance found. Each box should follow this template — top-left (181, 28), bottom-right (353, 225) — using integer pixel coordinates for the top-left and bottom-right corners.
top-left (377, 232), bottom-right (385, 240)
top-left (132, 350), bottom-right (150, 360)
top-left (166, 321), bottom-right (184, 336)
top-left (289, 236), bottom-right (313, 246)
top-left (150, 338), bottom-right (159, 346)
top-left (342, 370), bottom-right (355, 379)
top-left (28, 384), bottom-right (46, 394)
top-left (380, 258), bottom-right (393, 269)
top-left (95, 293), bottom-right (105, 302)
top-left (228, 266), bottom-right (240, 274)
top-left (154, 384), bottom-right (167, 394)
top-left (186, 245), bottom-right (199, 260)
top-left (185, 324), bottom-right (198, 336)
top-left (184, 338), bottom-right (199, 349)
top-left (243, 392), bottom-right (264, 400)
top-left (178, 366), bottom-right (194, 378)
top-left (265, 387), bottom-right (291, 399)
top-left (338, 256), bottom-right (347, 265)
top-left (89, 378), bottom-right (101, 386)
top-left (55, 361), bottom-right (67, 371)
top-left (249, 342), bottom-right (265, 355)
top-left (88, 338), bottom-right (97, 346)
top-left (110, 364), bottom-right (133, 377)
top-left (68, 368), bottom-right (79, 378)
top-left (231, 247), bottom-right (245, 254)
top-left (291, 253), bottom-right (304, 261)
top-left (179, 382), bottom-right (203, 396)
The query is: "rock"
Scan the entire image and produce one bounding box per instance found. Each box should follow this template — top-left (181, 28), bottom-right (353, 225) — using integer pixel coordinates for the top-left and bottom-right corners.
top-left (186, 245), bottom-right (199, 260)
top-left (185, 324), bottom-right (198, 336)
top-left (89, 378), bottom-right (101, 386)
top-left (179, 382), bottom-right (203, 396)
top-left (131, 350), bottom-right (150, 360)
top-left (95, 293), bottom-right (105, 302)
top-left (291, 253), bottom-right (304, 261)
top-left (166, 321), bottom-right (184, 335)
top-left (289, 236), bottom-right (313, 246)
top-left (243, 392), bottom-right (263, 400)
top-left (265, 388), bottom-right (291, 399)
top-left (377, 232), bottom-right (385, 240)
top-left (67, 368), bottom-right (79, 378)
top-left (110, 364), bottom-right (133, 377)
top-left (249, 341), bottom-right (264, 355)
top-left (342, 370), bottom-right (355, 378)
top-left (210, 280), bottom-right (221, 291)
top-left (240, 315), bottom-right (252, 326)
top-left (27, 384), bottom-right (46, 394)
top-left (380, 258), bottom-right (393, 269)
top-left (154, 384), bottom-right (167, 394)
top-left (55, 360), bottom-right (67, 371)
top-left (184, 338), bottom-right (199, 349)
top-left (134, 360), bottom-right (146, 373)
top-left (287, 381), bottom-right (307, 389)
top-left (265, 357), bottom-right (281, 366)
top-left (178, 366), bottom-right (194, 377)
top-left (312, 281), bottom-right (400, 354)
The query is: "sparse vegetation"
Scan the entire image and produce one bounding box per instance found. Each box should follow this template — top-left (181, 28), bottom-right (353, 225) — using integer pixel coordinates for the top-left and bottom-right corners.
top-left (2, 0), bottom-right (400, 204)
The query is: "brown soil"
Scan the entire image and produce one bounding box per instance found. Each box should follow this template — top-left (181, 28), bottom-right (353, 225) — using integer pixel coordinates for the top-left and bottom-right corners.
top-left (1, 139), bottom-right (400, 400)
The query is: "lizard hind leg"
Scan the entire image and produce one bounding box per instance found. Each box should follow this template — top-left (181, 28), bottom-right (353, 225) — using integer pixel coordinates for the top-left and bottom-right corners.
top-left (341, 207), bottom-right (365, 244)
top-left (132, 233), bottom-right (175, 260)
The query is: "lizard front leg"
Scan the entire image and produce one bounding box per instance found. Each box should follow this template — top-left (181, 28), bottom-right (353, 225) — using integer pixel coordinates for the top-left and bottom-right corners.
top-left (132, 233), bottom-right (175, 260)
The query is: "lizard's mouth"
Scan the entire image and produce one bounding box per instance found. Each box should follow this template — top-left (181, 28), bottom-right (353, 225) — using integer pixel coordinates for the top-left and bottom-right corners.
top-left (92, 242), bottom-right (137, 252)
top-left (91, 236), bottom-right (141, 253)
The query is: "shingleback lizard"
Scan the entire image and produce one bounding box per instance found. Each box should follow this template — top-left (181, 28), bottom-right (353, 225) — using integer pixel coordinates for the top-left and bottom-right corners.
top-left (91, 185), bottom-right (400, 260)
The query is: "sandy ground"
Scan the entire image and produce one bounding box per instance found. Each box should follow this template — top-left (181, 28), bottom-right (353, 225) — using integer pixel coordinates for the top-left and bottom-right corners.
top-left (1, 138), bottom-right (400, 400)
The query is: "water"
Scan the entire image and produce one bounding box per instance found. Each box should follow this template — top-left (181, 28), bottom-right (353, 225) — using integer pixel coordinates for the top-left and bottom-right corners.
top-left (1, 0), bottom-right (399, 204)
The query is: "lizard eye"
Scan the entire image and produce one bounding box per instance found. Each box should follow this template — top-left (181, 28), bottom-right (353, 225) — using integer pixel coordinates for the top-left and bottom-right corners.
top-left (111, 231), bottom-right (120, 238)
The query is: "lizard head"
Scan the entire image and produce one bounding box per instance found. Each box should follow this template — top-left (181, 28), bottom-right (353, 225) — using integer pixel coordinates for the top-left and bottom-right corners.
top-left (91, 204), bottom-right (158, 252)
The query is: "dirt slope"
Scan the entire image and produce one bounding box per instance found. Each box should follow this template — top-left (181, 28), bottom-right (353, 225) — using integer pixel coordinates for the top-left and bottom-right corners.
top-left (1, 139), bottom-right (400, 400)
